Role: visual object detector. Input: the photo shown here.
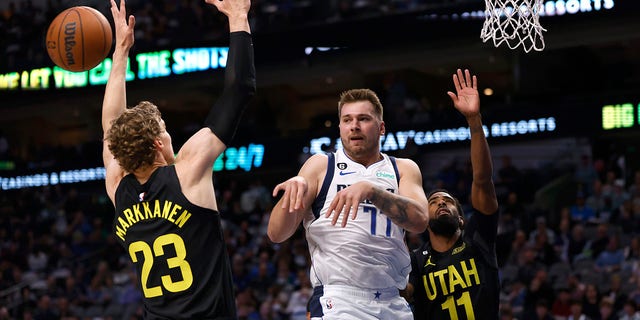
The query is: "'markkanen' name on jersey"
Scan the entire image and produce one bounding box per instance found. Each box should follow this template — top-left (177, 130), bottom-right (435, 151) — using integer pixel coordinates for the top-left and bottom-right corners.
top-left (114, 199), bottom-right (192, 241)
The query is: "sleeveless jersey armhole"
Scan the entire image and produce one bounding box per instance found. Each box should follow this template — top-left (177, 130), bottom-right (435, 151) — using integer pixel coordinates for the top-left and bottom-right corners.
top-left (389, 156), bottom-right (400, 184)
top-left (312, 152), bottom-right (335, 219)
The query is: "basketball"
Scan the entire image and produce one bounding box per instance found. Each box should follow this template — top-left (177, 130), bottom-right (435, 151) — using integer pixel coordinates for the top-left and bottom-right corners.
top-left (46, 6), bottom-right (113, 72)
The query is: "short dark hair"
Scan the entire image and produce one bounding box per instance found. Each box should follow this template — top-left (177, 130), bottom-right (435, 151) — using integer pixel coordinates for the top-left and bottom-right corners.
top-left (427, 188), bottom-right (465, 218)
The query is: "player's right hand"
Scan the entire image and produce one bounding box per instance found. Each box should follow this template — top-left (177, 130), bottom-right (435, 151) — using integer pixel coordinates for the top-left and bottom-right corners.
top-left (110, 0), bottom-right (135, 50)
top-left (273, 176), bottom-right (308, 213)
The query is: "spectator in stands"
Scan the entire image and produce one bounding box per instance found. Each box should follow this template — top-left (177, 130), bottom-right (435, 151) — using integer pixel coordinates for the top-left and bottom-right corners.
top-left (611, 179), bottom-right (629, 206)
top-left (585, 179), bottom-right (608, 218)
top-left (590, 223), bottom-right (611, 261)
top-left (497, 208), bottom-right (519, 267)
top-left (285, 270), bottom-right (312, 320)
top-left (507, 229), bottom-right (528, 266)
top-left (32, 294), bottom-right (57, 320)
top-left (570, 192), bottom-right (597, 224)
top-left (568, 224), bottom-right (590, 264)
top-left (532, 231), bottom-right (559, 267)
top-left (529, 216), bottom-right (556, 245)
top-left (552, 288), bottom-right (573, 319)
top-left (602, 274), bottom-right (627, 312)
top-left (625, 236), bottom-right (640, 262)
top-left (582, 283), bottom-right (602, 320)
top-left (595, 235), bottom-right (625, 273)
top-left (554, 215), bottom-right (573, 263)
top-left (620, 300), bottom-right (640, 320)
top-left (503, 280), bottom-right (527, 316)
top-left (523, 269), bottom-right (555, 317)
top-left (496, 155), bottom-right (522, 201)
top-left (567, 299), bottom-right (589, 320)
top-left (523, 299), bottom-right (554, 320)
top-left (598, 297), bottom-right (617, 320)
top-left (575, 154), bottom-right (599, 196)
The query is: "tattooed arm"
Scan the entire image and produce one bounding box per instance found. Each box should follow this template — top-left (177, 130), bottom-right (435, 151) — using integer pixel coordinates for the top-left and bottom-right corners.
top-left (326, 158), bottom-right (429, 233)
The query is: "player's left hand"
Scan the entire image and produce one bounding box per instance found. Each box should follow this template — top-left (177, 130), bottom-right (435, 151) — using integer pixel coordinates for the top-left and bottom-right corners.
top-left (447, 68), bottom-right (479, 118)
top-left (326, 181), bottom-right (373, 227)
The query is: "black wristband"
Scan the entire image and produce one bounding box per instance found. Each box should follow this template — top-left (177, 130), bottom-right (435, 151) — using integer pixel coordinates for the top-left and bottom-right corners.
top-left (204, 31), bottom-right (256, 145)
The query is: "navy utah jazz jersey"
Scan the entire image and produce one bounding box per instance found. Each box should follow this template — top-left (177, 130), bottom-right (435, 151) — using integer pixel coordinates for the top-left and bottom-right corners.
top-left (113, 166), bottom-right (236, 319)
top-left (410, 210), bottom-right (500, 320)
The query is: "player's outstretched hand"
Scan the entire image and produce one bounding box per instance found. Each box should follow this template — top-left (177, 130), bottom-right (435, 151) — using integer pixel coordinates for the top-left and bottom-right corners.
top-left (447, 69), bottom-right (480, 118)
top-left (206, 0), bottom-right (251, 17)
top-left (326, 181), bottom-right (373, 227)
top-left (110, 0), bottom-right (135, 50)
top-left (273, 176), bottom-right (308, 213)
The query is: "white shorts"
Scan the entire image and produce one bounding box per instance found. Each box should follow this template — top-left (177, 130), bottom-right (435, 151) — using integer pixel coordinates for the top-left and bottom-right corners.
top-left (309, 285), bottom-right (412, 320)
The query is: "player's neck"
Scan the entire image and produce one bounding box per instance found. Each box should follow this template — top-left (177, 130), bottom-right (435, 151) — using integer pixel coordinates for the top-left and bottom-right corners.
top-left (132, 157), bottom-right (167, 184)
top-left (345, 150), bottom-right (383, 168)
top-left (429, 230), bottom-right (462, 253)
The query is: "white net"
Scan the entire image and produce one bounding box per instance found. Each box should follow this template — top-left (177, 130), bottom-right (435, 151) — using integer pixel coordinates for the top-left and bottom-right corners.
top-left (481, 0), bottom-right (546, 53)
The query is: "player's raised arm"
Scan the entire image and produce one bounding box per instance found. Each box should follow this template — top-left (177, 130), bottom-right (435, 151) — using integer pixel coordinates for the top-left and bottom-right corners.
top-left (447, 69), bottom-right (498, 215)
top-left (102, 0), bottom-right (135, 201)
top-left (174, 0), bottom-right (256, 203)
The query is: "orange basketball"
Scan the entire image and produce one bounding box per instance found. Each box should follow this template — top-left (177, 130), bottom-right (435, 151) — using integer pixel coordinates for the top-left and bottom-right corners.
top-left (45, 6), bottom-right (113, 72)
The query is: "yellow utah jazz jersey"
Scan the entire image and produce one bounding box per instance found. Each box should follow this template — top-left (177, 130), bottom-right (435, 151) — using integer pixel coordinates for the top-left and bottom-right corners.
top-left (410, 211), bottom-right (500, 319)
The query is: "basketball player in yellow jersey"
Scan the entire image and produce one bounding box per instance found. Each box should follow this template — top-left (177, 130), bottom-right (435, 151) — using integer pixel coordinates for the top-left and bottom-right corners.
top-left (102, 0), bottom-right (255, 318)
top-left (268, 88), bottom-right (430, 319)
top-left (408, 69), bottom-right (500, 319)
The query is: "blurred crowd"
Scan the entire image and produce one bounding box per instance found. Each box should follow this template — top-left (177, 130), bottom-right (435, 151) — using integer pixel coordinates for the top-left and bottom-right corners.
top-left (1, 143), bottom-right (640, 319)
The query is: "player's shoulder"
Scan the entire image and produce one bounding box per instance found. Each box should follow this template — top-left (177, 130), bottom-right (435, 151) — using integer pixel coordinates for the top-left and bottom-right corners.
top-left (392, 156), bottom-right (419, 166)
top-left (391, 157), bottom-right (421, 175)
top-left (299, 153), bottom-right (330, 179)
top-left (304, 153), bottom-right (330, 168)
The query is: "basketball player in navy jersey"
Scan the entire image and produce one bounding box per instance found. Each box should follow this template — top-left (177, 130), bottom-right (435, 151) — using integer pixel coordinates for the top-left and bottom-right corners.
top-left (408, 69), bottom-right (500, 319)
top-left (102, 0), bottom-right (255, 318)
top-left (268, 88), bottom-right (430, 319)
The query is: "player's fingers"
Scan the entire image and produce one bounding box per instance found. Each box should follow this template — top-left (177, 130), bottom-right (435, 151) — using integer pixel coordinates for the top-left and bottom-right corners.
top-left (279, 185), bottom-right (291, 209)
top-left (472, 75), bottom-right (478, 89)
top-left (452, 73), bottom-right (462, 93)
top-left (272, 184), bottom-right (281, 197)
top-left (280, 191), bottom-right (291, 210)
top-left (289, 184), bottom-right (298, 212)
top-left (294, 184), bottom-right (305, 210)
top-left (350, 199), bottom-right (359, 220)
top-left (329, 199), bottom-right (345, 225)
top-left (464, 69), bottom-right (472, 87)
top-left (326, 197), bottom-right (338, 218)
top-left (341, 205), bottom-right (351, 227)
top-left (447, 91), bottom-right (457, 103)
top-left (457, 69), bottom-right (466, 87)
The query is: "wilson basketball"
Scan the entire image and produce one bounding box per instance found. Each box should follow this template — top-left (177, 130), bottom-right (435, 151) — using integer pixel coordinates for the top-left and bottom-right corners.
top-left (46, 6), bottom-right (113, 72)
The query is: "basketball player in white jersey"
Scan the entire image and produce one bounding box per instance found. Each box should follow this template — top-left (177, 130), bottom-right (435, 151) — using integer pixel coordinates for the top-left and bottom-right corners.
top-left (268, 89), bottom-right (429, 319)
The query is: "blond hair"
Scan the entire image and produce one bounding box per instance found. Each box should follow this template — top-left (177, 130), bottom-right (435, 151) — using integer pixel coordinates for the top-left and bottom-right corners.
top-left (338, 89), bottom-right (383, 120)
top-left (106, 101), bottom-right (163, 172)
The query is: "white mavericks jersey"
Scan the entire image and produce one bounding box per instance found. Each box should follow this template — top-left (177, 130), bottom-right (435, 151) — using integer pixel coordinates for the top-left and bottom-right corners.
top-left (304, 149), bottom-right (410, 290)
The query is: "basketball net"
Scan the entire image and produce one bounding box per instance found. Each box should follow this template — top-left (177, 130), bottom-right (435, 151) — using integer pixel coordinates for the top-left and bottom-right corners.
top-left (481, 0), bottom-right (546, 53)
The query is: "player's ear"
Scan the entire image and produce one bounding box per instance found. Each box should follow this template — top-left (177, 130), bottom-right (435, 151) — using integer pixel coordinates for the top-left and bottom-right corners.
top-left (458, 215), bottom-right (465, 230)
top-left (380, 121), bottom-right (386, 135)
top-left (154, 138), bottom-right (163, 150)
